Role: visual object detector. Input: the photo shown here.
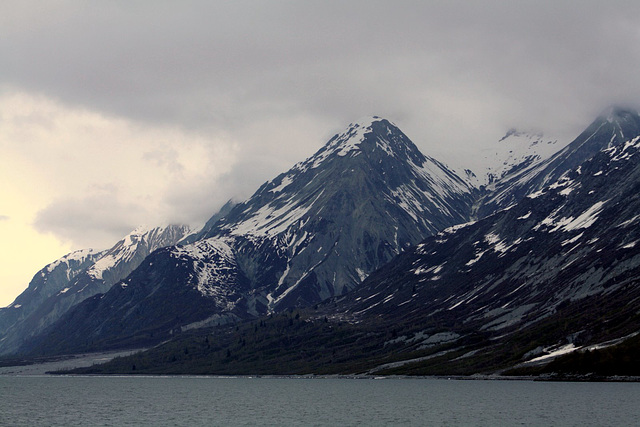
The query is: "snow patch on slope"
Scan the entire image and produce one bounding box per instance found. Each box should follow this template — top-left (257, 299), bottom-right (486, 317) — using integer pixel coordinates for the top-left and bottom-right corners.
top-left (535, 201), bottom-right (607, 233)
top-left (473, 130), bottom-right (562, 187)
top-left (172, 238), bottom-right (238, 302)
top-left (45, 249), bottom-right (98, 274)
top-left (87, 224), bottom-right (190, 280)
top-left (229, 190), bottom-right (323, 238)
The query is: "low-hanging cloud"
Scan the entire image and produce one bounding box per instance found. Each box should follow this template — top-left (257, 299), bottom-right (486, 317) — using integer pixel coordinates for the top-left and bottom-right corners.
top-left (0, 91), bottom-right (239, 249)
top-left (4, 3), bottom-right (640, 118)
top-left (33, 192), bottom-right (148, 249)
top-left (3, 0), bottom-right (640, 249)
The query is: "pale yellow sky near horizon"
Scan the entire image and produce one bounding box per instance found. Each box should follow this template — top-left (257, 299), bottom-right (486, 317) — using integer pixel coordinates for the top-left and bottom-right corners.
top-left (0, 91), bottom-right (240, 307)
top-left (0, 217), bottom-right (73, 307)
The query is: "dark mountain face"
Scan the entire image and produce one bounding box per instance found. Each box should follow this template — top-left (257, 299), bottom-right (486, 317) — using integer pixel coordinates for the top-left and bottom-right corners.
top-left (0, 225), bottom-right (190, 355)
top-left (476, 107), bottom-right (640, 217)
top-left (205, 117), bottom-right (477, 309)
top-left (69, 130), bottom-right (640, 375)
top-left (21, 117), bottom-right (479, 354)
top-left (19, 109), bottom-right (640, 370)
top-left (23, 244), bottom-right (252, 355)
top-left (329, 132), bottom-right (640, 373)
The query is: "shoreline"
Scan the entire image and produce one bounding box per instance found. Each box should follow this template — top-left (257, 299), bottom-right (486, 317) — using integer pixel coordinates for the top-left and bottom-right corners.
top-left (2, 352), bottom-right (639, 382)
top-left (0, 349), bottom-right (143, 376)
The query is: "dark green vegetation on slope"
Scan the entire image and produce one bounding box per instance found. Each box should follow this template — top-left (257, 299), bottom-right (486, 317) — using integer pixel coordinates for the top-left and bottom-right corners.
top-left (8, 109), bottom-right (640, 379)
top-left (504, 333), bottom-right (640, 379)
top-left (56, 309), bottom-right (489, 376)
top-left (59, 110), bottom-right (640, 378)
top-left (59, 270), bottom-right (640, 377)
top-left (18, 118), bottom-right (478, 357)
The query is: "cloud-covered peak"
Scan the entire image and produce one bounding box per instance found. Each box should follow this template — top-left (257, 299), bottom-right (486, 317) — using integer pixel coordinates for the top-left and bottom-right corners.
top-left (347, 115), bottom-right (392, 128)
top-left (599, 105), bottom-right (640, 124)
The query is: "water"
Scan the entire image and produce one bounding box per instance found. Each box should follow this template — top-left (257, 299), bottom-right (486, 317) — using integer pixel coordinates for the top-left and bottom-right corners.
top-left (1, 376), bottom-right (639, 426)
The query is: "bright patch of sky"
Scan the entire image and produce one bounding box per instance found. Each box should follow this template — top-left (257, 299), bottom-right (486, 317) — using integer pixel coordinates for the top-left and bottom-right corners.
top-left (2, 0), bottom-right (640, 305)
top-left (0, 92), bottom-right (237, 305)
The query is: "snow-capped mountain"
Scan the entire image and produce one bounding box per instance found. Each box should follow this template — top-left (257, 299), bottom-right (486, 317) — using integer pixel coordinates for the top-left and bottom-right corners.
top-left (329, 129), bottom-right (640, 374)
top-left (205, 117), bottom-right (477, 308)
top-left (17, 109), bottom-right (640, 367)
top-left (476, 129), bottom-right (561, 187)
top-left (83, 224), bottom-right (192, 285)
top-left (0, 249), bottom-right (104, 335)
top-left (21, 117), bottom-right (479, 354)
top-left (66, 118), bottom-right (640, 376)
top-left (0, 224), bottom-right (190, 355)
top-left (475, 107), bottom-right (640, 217)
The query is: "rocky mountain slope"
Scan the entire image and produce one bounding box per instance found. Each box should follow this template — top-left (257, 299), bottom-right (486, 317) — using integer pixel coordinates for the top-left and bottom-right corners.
top-left (16, 109), bottom-right (640, 378)
top-left (74, 110), bottom-right (640, 376)
top-left (21, 117), bottom-right (479, 354)
top-left (0, 249), bottom-right (104, 338)
top-left (336, 109), bottom-right (640, 336)
top-left (0, 224), bottom-right (190, 355)
top-left (202, 117), bottom-right (477, 308)
top-left (327, 131), bottom-right (640, 373)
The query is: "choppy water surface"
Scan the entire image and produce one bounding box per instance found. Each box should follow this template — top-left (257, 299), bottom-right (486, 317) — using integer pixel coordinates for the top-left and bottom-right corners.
top-left (1, 376), bottom-right (638, 426)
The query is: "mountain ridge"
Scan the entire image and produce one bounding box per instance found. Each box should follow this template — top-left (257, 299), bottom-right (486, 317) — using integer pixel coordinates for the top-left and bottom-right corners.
top-left (64, 112), bottom-right (640, 376)
top-left (473, 106), bottom-right (640, 217)
top-left (11, 108), bottom-right (640, 377)
top-left (0, 224), bottom-right (190, 355)
top-left (18, 116), bottom-right (479, 354)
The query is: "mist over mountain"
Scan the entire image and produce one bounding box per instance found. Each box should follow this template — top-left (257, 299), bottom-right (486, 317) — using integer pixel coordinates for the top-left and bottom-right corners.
top-left (21, 117), bottom-right (480, 354)
top-left (474, 107), bottom-right (640, 217)
top-left (9, 108), bottom-right (640, 379)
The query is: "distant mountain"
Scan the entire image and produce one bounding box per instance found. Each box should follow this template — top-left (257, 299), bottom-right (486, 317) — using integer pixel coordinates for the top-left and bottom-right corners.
top-left (476, 129), bottom-right (561, 187)
top-left (77, 109), bottom-right (640, 377)
top-left (475, 106), bottom-right (640, 217)
top-left (0, 224), bottom-right (190, 355)
top-left (21, 117), bottom-right (478, 354)
top-left (327, 127), bottom-right (640, 374)
top-left (0, 249), bottom-right (104, 337)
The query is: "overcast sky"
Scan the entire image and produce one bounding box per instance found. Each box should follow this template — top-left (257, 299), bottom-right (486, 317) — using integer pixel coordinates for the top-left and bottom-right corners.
top-left (2, 0), bottom-right (640, 306)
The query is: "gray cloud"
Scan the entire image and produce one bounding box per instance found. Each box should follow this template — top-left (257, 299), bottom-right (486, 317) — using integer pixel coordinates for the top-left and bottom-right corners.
top-left (5, 2), bottom-right (640, 133)
top-left (33, 190), bottom-right (148, 249)
top-left (4, 0), bottom-right (640, 246)
top-left (0, 215), bottom-right (9, 221)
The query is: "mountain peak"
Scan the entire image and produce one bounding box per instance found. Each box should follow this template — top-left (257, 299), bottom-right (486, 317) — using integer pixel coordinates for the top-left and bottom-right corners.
top-left (87, 223), bottom-right (191, 281)
top-left (14, 115), bottom-right (479, 354)
top-left (287, 116), bottom-right (422, 175)
top-left (127, 223), bottom-right (191, 241)
top-left (469, 128), bottom-right (561, 188)
top-left (350, 115), bottom-right (388, 127)
top-left (599, 105), bottom-right (640, 123)
top-left (324, 116), bottom-right (396, 156)
top-left (498, 128), bottom-right (545, 143)
top-left (197, 116), bottom-right (475, 308)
